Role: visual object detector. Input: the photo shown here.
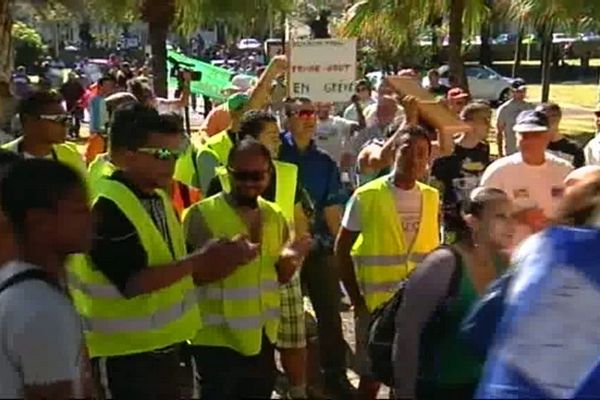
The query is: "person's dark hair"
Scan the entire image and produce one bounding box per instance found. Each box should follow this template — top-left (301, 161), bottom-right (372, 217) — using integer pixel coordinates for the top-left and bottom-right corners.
top-left (284, 97), bottom-right (312, 118)
top-left (395, 125), bottom-right (432, 153)
top-left (554, 171), bottom-right (600, 226)
top-left (535, 102), bottom-right (562, 118)
top-left (98, 74), bottom-right (117, 87)
top-left (452, 187), bottom-right (509, 244)
top-left (18, 90), bottom-right (63, 120)
top-left (0, 159), bottom-right (84, 237)
top-left (110, 103), bottom-right (182, 151)
top-left (128, 77), bottom-right (153, 104)
top-left (427, 68), bottom-right (439, 77)
top-left (239, 110), bottom-right (277, 140)
top-left (227, 137), bottom-right (272, 167)
top-left (355, 79), bottom-right (370, 91)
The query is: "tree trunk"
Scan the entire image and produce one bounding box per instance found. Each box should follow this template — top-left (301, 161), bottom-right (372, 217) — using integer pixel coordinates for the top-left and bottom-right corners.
top-left (448, 0), bottom-right (467, 90)
top-left (540, 24), bottom-right (553, 102)
top-left (149, 21), bottom-right (168, 98)
top-left (512, 21), bottom-right (524, 78)
top-left (0, 0), bottom-right (13, 80)
top-left (479, 20), bottom-right (492, 66)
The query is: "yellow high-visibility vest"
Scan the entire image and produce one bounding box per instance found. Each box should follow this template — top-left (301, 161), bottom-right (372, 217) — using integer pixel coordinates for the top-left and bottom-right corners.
top-left (2, 137), bottom-right (86, 176)
top-left (215, 160), bottom-right (298, 225)
top-left (87, 153), bottom-right (115, 190)
top-left (351, 175), bottom-right (440, 312)
top-left (189, 193), bottom-right (286, 356)
top-left (68, 178), bottom-right (200, 358)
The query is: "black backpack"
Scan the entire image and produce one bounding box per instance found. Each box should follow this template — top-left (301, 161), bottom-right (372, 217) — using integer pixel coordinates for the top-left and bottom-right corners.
top-left (367, 246), bottom-right (463, 387)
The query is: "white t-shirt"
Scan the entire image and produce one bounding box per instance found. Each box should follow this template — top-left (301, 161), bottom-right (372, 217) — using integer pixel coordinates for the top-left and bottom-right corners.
top-left (480, 152), bottom-right (573, 244)
top-left (0, 261), bottom-right (86, 398)
top-left (342, 179), bottom-right (422, 247)
top-left (315, 116), bottom-right (356, 165)
top-left (584, 134), bottom-right (600, 165)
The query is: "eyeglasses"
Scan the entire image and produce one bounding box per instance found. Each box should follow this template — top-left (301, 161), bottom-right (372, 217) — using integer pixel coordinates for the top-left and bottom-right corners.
top-left (228, 167), bottom-right (269, 182)
top-left (38, 114), bottom-right (71, 125)
top-left (136, 147), bottom-right (184, 161)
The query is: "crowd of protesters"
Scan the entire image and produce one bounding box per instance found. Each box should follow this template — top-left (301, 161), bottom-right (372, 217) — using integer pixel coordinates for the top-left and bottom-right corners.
top-left (3, 50), bottom-right (600, 400)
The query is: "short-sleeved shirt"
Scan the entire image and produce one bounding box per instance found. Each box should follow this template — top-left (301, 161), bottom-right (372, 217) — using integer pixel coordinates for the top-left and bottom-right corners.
top-left (343, 98), bottom-right (376, 123)
top-left (480, 152), bottom-right (572, 245)
top-left (314, 116), bottom-right (356, 165)
top-left (342, 175), bottom-right (423, 247)
top-left (584, 133), bottom-right (600, 165)
top-left (547, 137), bottom-right (584, 168)
top-left (279, 132), bottom-right (347, 246)
top-left (0, 261), bottom-right (85, 398)
top-left (496, 99), bottom-right (534, 155)
top-left (89, 171), bottom-right (175, 295)
top-left (89, 95), bottom-right (109, 134)
top-left (431, 142), bottom-right (490, 232)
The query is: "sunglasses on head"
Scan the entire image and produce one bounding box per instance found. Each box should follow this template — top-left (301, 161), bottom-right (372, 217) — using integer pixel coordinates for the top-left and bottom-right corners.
top-left (38, 114), bottom-right (71, 125)
top-left (136, 147), bottom-right (184, 161)
top-left (228, 167), bottom-right (269, 182)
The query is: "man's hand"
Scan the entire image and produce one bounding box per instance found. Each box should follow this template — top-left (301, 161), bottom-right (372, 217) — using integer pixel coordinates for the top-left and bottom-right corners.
top-left (194, 235), bottom-right (260, 272)
top-left (277, 234), bottom-right (313, 282)
top-left (181, 70), bottom-right (192, 84)
top-left (269, 55), bottom-right (288, 73)
top-left (400, 95), bottom-right (419, 125)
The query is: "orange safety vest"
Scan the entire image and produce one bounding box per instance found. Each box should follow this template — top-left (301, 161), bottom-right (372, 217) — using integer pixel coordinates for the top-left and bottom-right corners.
top-left (171, 179), bottom-right (202, 218)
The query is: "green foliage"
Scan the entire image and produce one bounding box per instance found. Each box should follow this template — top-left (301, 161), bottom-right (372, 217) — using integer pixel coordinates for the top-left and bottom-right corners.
top-left (11, 21), bottom-right (47, 67)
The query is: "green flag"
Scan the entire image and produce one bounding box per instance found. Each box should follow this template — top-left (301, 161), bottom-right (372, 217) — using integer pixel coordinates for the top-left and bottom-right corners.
top-left (167, 50), bottom-right (233, 102)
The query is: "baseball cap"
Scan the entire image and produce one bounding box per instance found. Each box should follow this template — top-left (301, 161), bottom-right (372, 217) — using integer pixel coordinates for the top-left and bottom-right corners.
top-left (513, 110), bottom-right (549, 133)
top-left (447, 87), bottom-right (469, 100)
top-left (511, 80), bottom-right (527, 91)
top-left (226, 93), bottom-right (250, 112)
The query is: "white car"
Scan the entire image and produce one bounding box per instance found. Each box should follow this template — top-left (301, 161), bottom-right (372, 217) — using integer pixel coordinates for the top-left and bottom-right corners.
top-left (436, 65), bottom-right (517, 104)
top-left (237, 38), bottom-right (261, 50)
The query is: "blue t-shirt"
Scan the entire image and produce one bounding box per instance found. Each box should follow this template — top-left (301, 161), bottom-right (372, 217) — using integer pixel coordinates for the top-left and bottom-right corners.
top-left (279, 132), bottom-right (347, 247)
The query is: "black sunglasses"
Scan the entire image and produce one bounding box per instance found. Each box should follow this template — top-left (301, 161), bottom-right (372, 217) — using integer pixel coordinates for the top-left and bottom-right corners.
top-left (228, 167), bottom-right (269, 182)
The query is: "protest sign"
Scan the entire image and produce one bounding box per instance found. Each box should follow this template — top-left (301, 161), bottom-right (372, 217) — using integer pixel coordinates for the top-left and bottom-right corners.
top-left (288, 38), bottom-right (357, 103)
top-left (167, 50), bottom-right (233, 102)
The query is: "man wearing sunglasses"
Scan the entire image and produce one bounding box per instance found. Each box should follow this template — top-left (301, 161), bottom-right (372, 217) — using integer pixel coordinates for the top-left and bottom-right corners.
top-left (71, 103), bottom-right (258, 399)
top-left (280, 97), bottom-right (355, 398)
top-left (583, 104), bottom-right (600, 165)
top-left (343, 79), bottom-right (375, 123)
top-left (2, 90), bottom-right (85, 175)
top-left (183, 137), bottom-right (311, 400)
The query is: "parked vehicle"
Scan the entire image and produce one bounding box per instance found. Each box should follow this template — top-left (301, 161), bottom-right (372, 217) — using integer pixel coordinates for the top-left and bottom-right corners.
top-left (434, 65), bottom-right (519, 104)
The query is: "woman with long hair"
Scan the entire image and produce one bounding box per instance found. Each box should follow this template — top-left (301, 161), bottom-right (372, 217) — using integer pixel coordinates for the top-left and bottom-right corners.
top-left (392, 187), bottom-right (514, 400)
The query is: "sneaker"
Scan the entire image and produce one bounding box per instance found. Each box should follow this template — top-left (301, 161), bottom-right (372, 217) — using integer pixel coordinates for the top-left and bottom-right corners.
top-left (323, 374), bottom-right (357, 400)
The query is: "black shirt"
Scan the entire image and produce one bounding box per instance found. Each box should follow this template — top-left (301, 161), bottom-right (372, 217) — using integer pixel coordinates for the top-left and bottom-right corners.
top-left (89, 171), bottom-right (176, 295)
top-left (547, 137), bottom-right (585, 168)
top-left (431, 142), bottom-right (491, 232)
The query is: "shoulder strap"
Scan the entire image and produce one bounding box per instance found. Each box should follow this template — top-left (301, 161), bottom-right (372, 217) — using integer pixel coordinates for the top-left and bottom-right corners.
top-left (0, 269), bottom-right (62, 295)
top-left (439, 245), bottom-right (463, 299)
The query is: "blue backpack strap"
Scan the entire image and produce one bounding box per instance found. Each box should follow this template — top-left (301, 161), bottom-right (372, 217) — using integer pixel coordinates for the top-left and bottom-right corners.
top-left (0, 269), bottom-right (62, 294)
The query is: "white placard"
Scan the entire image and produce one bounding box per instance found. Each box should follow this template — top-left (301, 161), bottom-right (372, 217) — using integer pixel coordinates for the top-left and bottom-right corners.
top-left (289, 38), bottom-right (357, 103)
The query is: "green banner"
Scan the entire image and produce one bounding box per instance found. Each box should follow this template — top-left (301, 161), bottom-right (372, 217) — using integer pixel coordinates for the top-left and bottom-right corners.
top-left (167, 50), bottom-right (233, 102)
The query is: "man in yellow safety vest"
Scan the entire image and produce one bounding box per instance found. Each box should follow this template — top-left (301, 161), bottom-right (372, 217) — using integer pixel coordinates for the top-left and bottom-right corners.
top-left (69, 103), bottom-right (258, 398)
top-left (183, 137), bottom-right (312, 400)
top-left (2, 90), bottom-right (85, 176)
top-left (335, 125), bottom-right (440, 400)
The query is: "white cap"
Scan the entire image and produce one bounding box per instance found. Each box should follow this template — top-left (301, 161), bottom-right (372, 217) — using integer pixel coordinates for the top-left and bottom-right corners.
top-left (564, 165), bottom-right (600, 186)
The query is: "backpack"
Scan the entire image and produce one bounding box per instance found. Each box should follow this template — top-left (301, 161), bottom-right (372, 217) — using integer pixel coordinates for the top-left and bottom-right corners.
top-left (367, 245), bottom-right (463, 387)
top-left (0, 269), bottom-right (61, 295)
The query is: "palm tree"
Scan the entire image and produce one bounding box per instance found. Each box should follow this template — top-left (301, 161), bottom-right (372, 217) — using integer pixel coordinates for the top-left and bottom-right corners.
top-left (508, 0), bottom-right (600, 102)
top-left (341, 0), bottom-right (489, 90)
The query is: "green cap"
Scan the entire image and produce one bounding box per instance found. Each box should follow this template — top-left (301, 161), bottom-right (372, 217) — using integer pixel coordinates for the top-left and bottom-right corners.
top-left (227, 93), bottom-right (250, 112)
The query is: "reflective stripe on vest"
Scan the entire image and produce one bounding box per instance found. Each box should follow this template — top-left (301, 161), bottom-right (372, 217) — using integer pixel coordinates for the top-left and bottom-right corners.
top-left (174, 145), bottom-right (197, 187)
top-left (190, 193), bottom-right (285, 356)
top-left (351, 176), bottom-right (440, 312)
top-left (216, 160), bottom-right (298, 224)
top-left (87, 154), bottom-right (116, 191)
top-left (68, 179), bottom-right (200, 358)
